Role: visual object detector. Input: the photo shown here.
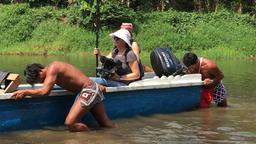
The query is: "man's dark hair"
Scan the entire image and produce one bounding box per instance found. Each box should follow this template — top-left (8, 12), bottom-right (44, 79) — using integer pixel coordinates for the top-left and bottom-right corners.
top-left (182, 52), bottom-right (198, 67)
top-left (24, 63), bottom-right (44, 85)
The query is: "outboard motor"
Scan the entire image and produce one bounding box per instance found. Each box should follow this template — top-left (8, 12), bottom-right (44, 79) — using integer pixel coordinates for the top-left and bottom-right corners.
top-left (150, 47), bottom-right (186, 77)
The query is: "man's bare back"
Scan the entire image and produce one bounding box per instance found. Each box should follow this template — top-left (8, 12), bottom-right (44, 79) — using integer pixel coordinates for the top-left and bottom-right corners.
top-left (48, 61), bottom-right (94, 92)
top-left (198, 57), bottom-right (224, 87)
top-left (12, 61), bottom-right (105, 99)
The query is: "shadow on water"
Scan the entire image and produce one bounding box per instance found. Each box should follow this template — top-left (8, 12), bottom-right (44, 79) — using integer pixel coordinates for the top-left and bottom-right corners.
top-left (0, 55), bottom-right (256, 143)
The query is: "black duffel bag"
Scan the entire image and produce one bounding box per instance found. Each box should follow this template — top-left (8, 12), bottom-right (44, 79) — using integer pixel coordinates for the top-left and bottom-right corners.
top-left (150, 47), bottom-right (186, 77)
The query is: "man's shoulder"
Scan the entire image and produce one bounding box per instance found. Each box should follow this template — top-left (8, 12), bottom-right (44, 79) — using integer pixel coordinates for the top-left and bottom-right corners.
top-left (50, 61), bottom-right (64, 65)
top-left (47, 61), bottom-right (69, 72)
top-left (203, 58), bottom-right (217, 67)
top-left (132, 41), bottom-right (139, 48)
top-left (49, 61), bottom-right (70, 67)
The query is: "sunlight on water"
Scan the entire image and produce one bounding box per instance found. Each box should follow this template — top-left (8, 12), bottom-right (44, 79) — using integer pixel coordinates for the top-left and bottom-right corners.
top-left (0, 56), bottom-right (256, 143)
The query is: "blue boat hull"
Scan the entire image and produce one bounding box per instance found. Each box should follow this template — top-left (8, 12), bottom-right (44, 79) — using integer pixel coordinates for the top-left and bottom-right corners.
top-left (105, 86), bottom-right (200, 118)
top-left (0, 85), bottom-right (200, 132)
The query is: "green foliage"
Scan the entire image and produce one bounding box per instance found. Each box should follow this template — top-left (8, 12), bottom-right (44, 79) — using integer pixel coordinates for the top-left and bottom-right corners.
top-left (25, 0), bottom-right (69, 8)
top-left (1, 3), bottom-right (256, 58)
top-left (100, 2), bottom-right (137, 29)
top-left (55, 1), bottom-right (137, 32)
top-left (67, 1), bottom-right (137, 30)
top-left (0, 4), bottom-right (35, 46)
top-left (4, 20), bottom-right (99, 55)
top-left (1, 0), bottom-right (256, 15)
top-left (136, 10), bottom-right (256, 56)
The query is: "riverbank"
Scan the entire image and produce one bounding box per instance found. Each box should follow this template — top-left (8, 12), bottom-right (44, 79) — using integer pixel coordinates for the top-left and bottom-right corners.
top-left (1, 3), bottom-right (256, 58)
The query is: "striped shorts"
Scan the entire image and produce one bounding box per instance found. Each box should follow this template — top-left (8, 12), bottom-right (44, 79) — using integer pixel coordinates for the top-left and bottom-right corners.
top-left (79, 83), bottom-right (104, 107)
top-left (213, 82), bottom-right (227, 104)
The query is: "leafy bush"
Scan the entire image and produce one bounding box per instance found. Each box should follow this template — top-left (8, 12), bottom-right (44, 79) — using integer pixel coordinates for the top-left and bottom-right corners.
top-left (0, 4), bottom-right (35, 46)
top-left (1, 3), bottom-right (256, 57)
top-left (137, 10), bottom-right (256, 56)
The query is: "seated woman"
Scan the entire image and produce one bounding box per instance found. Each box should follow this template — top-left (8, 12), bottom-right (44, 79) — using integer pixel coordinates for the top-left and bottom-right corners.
top-left (92, 29), bottom-right (141, 87)
top-left (120, 23), bottom-right (154, 73)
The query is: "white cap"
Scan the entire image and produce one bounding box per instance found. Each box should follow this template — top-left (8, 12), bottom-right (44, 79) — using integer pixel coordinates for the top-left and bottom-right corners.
top-left (110, 29), bottom-right (131, 47)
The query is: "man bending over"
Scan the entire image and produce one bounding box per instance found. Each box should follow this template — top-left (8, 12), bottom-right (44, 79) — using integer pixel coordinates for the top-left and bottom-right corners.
top-left (183, 52), bottom-right (227, 108)
top-left (12, 61), bottom-right (114, 132)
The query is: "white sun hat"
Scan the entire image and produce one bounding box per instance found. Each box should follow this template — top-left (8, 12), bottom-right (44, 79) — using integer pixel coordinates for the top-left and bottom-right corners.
top-left (109, 29), bottom-right (131, 47)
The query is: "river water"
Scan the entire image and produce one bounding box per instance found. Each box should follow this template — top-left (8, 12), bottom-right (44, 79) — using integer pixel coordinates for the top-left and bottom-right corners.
top-left (0, 55), bottom-right (256, 144)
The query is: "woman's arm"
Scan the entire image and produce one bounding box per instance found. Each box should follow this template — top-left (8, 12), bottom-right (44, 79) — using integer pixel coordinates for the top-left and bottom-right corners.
top-left (131, 41), bottom-right (140, 60)
top-left (120, 60), bottom-right (140, 81)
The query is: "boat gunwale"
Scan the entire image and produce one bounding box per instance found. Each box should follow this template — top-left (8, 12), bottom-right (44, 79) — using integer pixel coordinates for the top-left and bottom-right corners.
top-left (106, 81), bottom-right (202, 92)
top-left (0, 81), bottom-right (202, 100)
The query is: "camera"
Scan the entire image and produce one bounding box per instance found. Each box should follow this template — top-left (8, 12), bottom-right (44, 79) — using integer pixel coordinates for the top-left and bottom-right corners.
top-left (96, 56), bottom-right (118, 79)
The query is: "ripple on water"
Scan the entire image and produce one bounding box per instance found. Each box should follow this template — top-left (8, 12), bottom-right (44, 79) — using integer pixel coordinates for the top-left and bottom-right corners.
top-left (165, 121), bottom-right (183, 129)
top-left (228, 131), bottom-right (256, 138)
top-left (198, 131), bottom-right (219, 135)
top-left (217, 127), bottom-right (236, 132)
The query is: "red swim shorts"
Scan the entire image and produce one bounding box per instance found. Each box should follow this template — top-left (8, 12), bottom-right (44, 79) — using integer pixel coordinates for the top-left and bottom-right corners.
top-left (200, 87), bottom-right (214, 108)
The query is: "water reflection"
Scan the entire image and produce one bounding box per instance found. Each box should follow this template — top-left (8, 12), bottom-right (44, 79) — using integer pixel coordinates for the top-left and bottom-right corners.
top-left (0, 55), bottom-right (96, 83)
top-left (1, 56), bottom-right (256, 143)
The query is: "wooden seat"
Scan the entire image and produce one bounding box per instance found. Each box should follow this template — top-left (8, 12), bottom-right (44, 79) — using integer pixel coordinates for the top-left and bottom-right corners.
top-left (0, 73), bottom-right (21, 94)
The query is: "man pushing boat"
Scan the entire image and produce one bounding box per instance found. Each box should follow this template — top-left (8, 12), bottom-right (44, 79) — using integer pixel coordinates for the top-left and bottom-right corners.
top-left (12, 61), bottom-right (115, 132)
top-left (183, 52), bottom-right (228, 108)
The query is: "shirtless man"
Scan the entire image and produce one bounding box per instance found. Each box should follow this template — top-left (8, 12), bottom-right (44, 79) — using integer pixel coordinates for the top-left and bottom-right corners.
top-left (12, 61), bottom-right (114, 132)
top-left (183, 52), bottom-right (227, 108)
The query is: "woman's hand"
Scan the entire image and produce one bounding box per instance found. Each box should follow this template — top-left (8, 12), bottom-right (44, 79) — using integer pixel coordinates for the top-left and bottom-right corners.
top-left (111, 73), bottom-right (121, 81)
top-left (98, 84), bottom-right (106, 93)
top-left (94, 48), bottom-right (101, 55)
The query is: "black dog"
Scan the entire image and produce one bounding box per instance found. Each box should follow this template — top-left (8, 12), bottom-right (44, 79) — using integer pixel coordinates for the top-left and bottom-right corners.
top-left (96, 56), bottom-right (119, 79)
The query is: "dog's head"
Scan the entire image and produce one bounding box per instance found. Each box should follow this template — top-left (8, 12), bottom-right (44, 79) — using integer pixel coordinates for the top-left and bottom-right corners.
top-left (100, 56), bottom-right (116, 70)
top-left (97, 56), bottom-right (117, 79)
